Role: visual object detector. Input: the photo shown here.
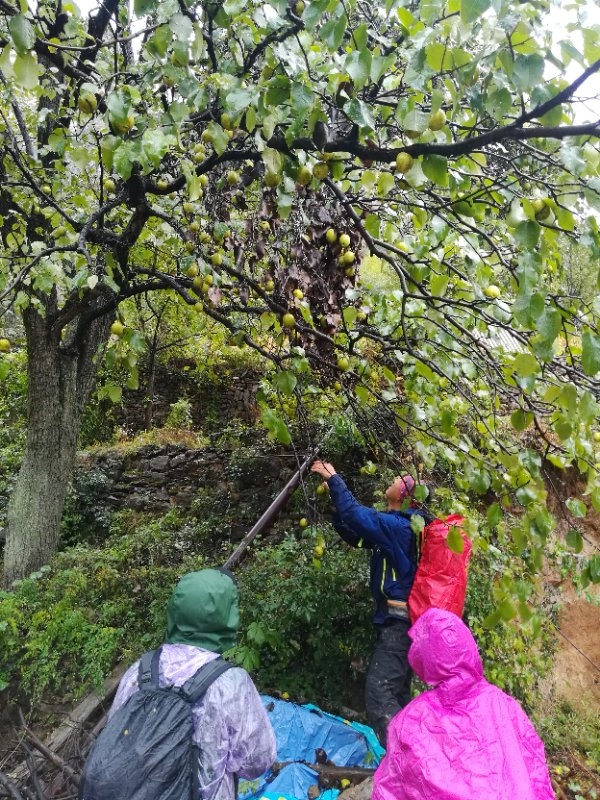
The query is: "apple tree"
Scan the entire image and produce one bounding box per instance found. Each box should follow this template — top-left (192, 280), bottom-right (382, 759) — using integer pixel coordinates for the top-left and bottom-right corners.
top-left (1, 0), bottom-right (600, 595)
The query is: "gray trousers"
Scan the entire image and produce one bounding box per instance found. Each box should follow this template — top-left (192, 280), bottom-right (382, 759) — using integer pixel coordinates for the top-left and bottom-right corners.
top-left (365, 618), bottom-right (412, 747)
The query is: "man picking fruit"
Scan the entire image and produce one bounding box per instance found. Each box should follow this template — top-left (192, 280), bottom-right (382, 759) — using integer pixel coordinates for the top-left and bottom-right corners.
top-left (310, 460), bottom-right (432, 747)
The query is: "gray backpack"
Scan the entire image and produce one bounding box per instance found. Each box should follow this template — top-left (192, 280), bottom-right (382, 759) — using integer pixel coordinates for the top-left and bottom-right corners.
top-left (79, 648), bottom-right (232, 800)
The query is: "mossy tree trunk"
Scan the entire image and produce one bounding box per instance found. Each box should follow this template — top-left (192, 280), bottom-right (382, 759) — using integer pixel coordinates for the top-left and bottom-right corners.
top-left (3, 299), bottom-right (112, 587)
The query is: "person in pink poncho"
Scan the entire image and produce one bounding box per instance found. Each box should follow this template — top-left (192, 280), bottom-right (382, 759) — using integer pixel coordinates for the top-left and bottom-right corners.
top-left (373, 608), bottom-right (555, 800)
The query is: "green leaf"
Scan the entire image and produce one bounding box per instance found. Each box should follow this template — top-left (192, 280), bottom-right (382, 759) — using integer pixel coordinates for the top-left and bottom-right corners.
top-left (9, 14), bottom-right (35, 54)
top-left (446, 525), bottom-right (464, 553)
top-left (226, 87), bottom-right (259, 115)
top-left (512, 54), bottom-right (545, 92)
top-left (320, 12), bottom-right (346, 50)
top-left (510, 409), bottom-right (533, 431)
top-left (487, 503), bottom-right (502, 528)
top-left (536, 307), bottom-right (561, 343)
top-left (511, 353), bottom-right (539, 377)
top-left (272, 370), bottom-right (297, 395)
top-left (345, 49), bottom-right (372, 89)
top-left (422, 154), bottom-right (448, 187)
top-left (582, 330), bottom-right (600, 376)
top-left (514, 220), bottom-right (540, 249)
top-left (107, 384), bottom-right (122, 403)
top-left (134, 0), bottom-right (155, 16)
top-left (588, 555), bottom-right (600, 583)
top-left (460, 0), bottom-right (491, 23)
top-left (566, 527), bottom-right (584, 552)
top-left (430, 273), bottom-right (448, 296)
top-left (364, 214), bottom-right (380, 237)
top-left (13, 52), bottom-right (38, 89)
top-left (355, 384), bottom-right (371, 404)
top-left (345, 99), bottom-right (375, 130)
top-left (565, 498), bottom-right (587, 519)
top-left (499, 598), bottom-right (517, 621)
top-left (261, 407), bottom-right (292, 444)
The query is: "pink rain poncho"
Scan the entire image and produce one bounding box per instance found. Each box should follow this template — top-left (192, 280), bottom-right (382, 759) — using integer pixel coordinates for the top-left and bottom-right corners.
top-left (373, 608), bottom-right (555, 800)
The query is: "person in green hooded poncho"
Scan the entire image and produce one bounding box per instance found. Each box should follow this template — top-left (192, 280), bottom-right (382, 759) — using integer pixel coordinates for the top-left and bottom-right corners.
top-left (109, 568), bottom-right (277, 800)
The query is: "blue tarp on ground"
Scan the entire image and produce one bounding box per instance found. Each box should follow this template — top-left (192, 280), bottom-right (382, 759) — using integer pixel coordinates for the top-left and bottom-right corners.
top-left (238, 697), bottom-right (384, 800)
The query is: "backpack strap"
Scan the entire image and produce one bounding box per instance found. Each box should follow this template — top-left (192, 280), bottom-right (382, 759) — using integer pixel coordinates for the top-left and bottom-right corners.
top-left (138, 647), bottom-right (162, 689)
top-left (180, 657), bottom-right (233, 705)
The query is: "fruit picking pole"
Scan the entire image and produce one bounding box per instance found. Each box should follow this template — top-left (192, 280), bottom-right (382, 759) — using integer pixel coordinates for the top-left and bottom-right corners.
top-left (223, 446), bottom-right (320, 570)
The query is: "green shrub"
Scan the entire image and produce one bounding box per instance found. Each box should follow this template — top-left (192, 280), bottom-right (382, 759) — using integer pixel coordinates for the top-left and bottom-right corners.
top-left (234, 524), bottom-right (373, 710)
top-left (0, 510), bottom-right (209, 701)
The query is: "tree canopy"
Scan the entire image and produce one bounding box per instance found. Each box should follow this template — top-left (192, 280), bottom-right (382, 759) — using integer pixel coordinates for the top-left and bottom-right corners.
top-left (1, 0), bottom-right (600, 595)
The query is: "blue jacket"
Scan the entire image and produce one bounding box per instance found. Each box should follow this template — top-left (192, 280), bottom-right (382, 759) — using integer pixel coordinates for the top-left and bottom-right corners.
top-left (327, 474), bottom-right (426, 625)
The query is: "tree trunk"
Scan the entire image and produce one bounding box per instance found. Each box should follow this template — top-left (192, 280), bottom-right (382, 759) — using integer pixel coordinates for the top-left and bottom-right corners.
top-left (2, 303), bottom-right (111, 587)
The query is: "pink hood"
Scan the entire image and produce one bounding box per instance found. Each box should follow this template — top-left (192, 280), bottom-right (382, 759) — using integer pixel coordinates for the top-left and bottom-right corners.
top-left (373, 609), bottom-right (555, 800)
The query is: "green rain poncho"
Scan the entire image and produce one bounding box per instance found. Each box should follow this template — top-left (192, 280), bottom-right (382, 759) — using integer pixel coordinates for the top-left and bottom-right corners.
top-left (166, 568), bottom-right (239, 653)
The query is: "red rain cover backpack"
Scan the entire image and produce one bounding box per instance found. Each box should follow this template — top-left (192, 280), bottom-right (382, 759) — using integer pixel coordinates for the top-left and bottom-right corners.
top-left (408, 514), bottom-right (472, 624)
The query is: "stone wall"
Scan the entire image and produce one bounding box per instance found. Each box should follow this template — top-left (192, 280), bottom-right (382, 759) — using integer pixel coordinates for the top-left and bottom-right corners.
top-left (67, 441), bottom-right (297, 543)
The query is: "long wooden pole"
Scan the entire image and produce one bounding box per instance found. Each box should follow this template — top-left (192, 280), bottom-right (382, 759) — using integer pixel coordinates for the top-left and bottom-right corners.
top-left (223, 447), bottom-right (319, 570)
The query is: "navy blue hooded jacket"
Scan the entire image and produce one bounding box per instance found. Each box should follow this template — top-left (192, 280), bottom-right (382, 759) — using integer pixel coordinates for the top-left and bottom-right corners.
top-left (327, 474), bottom-right (428, 625)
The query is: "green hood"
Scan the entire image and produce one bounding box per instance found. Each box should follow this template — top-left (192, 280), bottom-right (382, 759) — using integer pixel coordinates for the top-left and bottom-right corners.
top-left (165, 569), bottom-right (239, 653)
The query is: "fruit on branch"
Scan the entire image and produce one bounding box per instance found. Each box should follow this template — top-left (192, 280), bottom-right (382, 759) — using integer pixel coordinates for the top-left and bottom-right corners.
top-left (325, 228), bottom-right (338, 244)
top-left (295, 0), bottom-right (305, 13)
top-left (186, 264), bottom-right (200, 278)
top-left (313, 162), bottom-right (329, 180)
top-left (282, 312), bottom-right (296, 328)
top-left (227, 170), bottom-right (240, 186)
top-left (110, 113), bottom-right (135, 134)
top-left (42, 184), bottom-right (52, 194)
top-left (220, 113), bottom-right (233, 130)
top-left (296, 165), bottom-right (312, 185)
top-left (313, 544), bottom-right (324, 557)
top-left (264, 171), bottom-right (281, 188)
top-left (299, 517), bottom-right (309, 528)
top-left (110, 321), bottom-right (124, 337)
top-left (428, 109), bottom-right (446, 130)
top-left (337, 355), bottom-right (350, 371)
top-left (183, 202), bottom-right (195, 214)
top-left (532, 197), bottom-right (551, 221)
top-left (483, 284), bottom-right (501, 298)
top-left (395, 152), bottom-right (414, 173)
top-left (157, 179), bottom-right (169, 190)
top-left (293, 288), bottom-right (304, 299)
top-left (103, 178), bottom-right (116, 193)
top-left (265, 280), bottom-right (275, 292)
top-left (0, 338), bottom-right (11, 353)
top-left (78, 91), bottom-right (98, 114)
top-left (342, 250), bottom-right (355, 264)
top-left (339, 233), bottom-right (351, 248)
